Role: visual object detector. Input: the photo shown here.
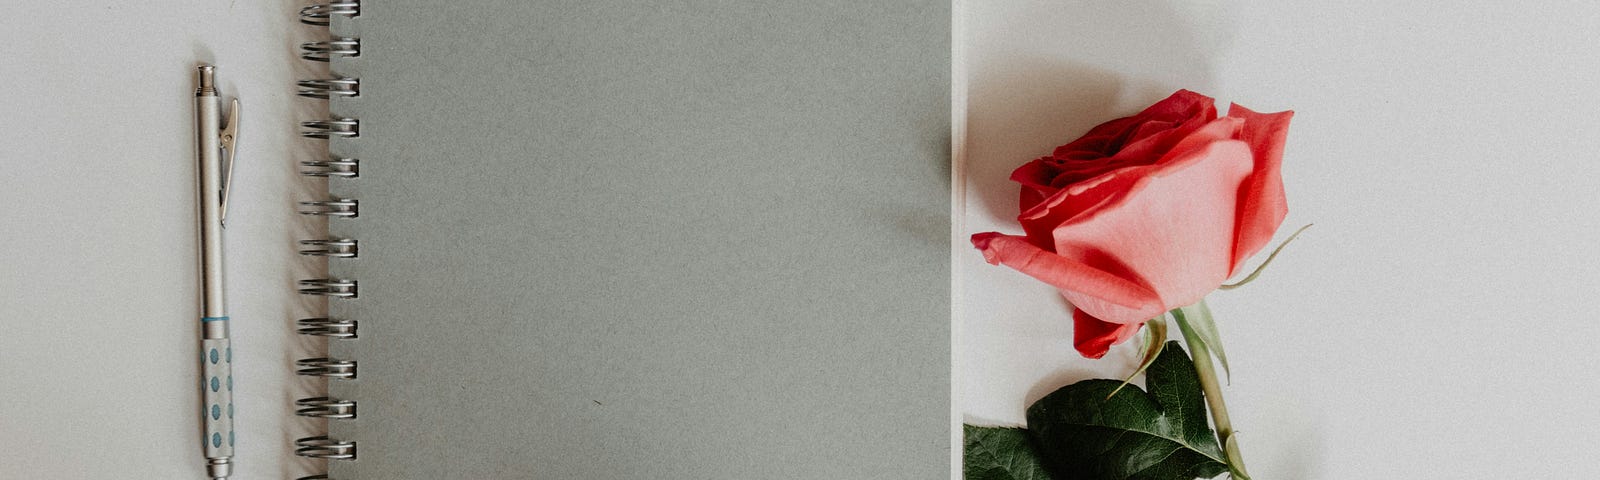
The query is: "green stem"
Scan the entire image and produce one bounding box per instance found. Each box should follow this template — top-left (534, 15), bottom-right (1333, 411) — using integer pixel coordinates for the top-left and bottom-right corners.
top-left (1181, 318), bottom-right (1232, 439)
top-left (1174, 304), bottom-right (1250, 479)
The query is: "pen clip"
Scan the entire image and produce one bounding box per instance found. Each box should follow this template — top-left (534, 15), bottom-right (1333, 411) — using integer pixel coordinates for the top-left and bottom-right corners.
top-left (218, 98), bottom-right (240, 224)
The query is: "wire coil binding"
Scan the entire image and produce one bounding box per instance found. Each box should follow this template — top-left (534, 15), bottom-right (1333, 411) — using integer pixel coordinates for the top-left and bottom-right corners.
top-left (298, 78), bottom-right (360, 99)
top-left (300, 159), bottom-right (359, 178)
top-left (301, 118), bottom-right (359, 139)
top-left (299, 2), bottom-right (360, 26)
top-left (296, 397), bottom-right (358, 419)
top-left (296, 4), bottom-right (360, 478)
top-left (299, 238), bottom-right (358, 257)
top-left (296, 317), bottom-right (357, 338)
top-left (294, 436), bottom-right (357, 459)
top-left (298, 199), bottom-right (358, 218)
top-left (300, 38), bottom-right (360, 62)
top-left (296, 358), bottom-right (358, 379)
top-left (298, 279), bottom-right (357, 298)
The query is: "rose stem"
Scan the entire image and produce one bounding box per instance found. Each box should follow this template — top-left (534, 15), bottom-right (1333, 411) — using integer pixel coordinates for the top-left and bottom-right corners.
top-left (1175, 304), bottom-right (1247, 478)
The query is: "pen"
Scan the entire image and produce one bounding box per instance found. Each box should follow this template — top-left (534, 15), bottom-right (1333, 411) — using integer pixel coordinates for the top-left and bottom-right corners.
top-left (194, 64), bottom-right (239, 480)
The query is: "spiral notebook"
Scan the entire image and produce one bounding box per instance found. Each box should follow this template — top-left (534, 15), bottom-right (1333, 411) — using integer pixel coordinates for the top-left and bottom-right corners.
top-left (290, 1), bottom-right (950, 479)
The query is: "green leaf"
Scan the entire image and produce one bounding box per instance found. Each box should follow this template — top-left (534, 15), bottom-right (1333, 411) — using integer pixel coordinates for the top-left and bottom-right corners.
top-left (964, 425), bottom-right (1055, 480)
top-left (1026, 342), bottom-right (1227, 480)
top-left (1171, 302), bottom-right (1229, 383)
top-left (1107, 316), bottom-right (1168, 399)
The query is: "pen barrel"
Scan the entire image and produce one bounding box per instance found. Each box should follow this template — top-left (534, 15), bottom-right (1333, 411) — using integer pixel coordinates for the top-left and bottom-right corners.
top-left (200, 336), bottom-right (235, 462)
top-left (195, 65), bottom-right (233, 480)
top-left (195, 93), bottom-right (227, 319)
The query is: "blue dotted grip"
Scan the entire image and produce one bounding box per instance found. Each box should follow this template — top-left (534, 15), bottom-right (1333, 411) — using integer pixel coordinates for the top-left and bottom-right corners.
top-left (202, 338), bottom-right (235, 458)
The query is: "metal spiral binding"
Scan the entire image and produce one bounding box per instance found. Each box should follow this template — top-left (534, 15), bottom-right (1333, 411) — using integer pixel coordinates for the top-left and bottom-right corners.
top-left (300, 159), bottom-right (359, 178)
top-left (300, 118), bottom-right (359, 139)
top-left (300, 38), bottom-right (360, 62)
top-left (294, 436), bottom-right (357, 459)
top-left (296, 358), bottom-right (358, 379)
top-left (299, 238), bottom-right (358, 257)
top-left (298, 199), bottom-right (358, 217)
top-left (298, 78), bottom-right (360, 99)
top-left (299, 1), bottom-right (359, 26)
top-left (296, 317), bottom-right (357, 338)
top-left (295, 397), bottom-right (357, 419)
top-left (298, 279), bottom-right (357, 298)
top-left (296, 4), bottom-right (360, 477)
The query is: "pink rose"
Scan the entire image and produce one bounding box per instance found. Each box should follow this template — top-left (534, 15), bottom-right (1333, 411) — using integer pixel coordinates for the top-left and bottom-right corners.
top-left (972, 90), bottom-right (1293, 358)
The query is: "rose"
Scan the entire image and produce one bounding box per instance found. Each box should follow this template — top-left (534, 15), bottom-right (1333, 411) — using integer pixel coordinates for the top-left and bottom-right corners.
top-left (972, 90), bottom-right (1293, 358)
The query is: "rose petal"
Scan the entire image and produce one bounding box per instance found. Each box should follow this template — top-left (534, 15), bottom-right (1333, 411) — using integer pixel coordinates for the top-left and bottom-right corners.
top-left (1226, 104), bottom-right (1294, 276)
top-left (1017, 166), bottom-right (1150, 250)
top-left (1013, 117), bottom-right (1241, 252)
top-left (1013, 150), bottom-right (1140, 213)
top-left (1049, 138), bottom-right (1256, 324)
top-left (1011, 158), bottom-right (1061, 213)
top-left (1158, 116), bottom-right (1243, 164)
top-left (1050, 116), bottom-right (1143, 160)
top-left (970, 232), bottom-right (1161, 312)
top-left (1050, 90), bottom-right (1216, 160)
top-left (1142, 89), bottom-right (1215, 119)
top-left (1023, 91), bottom-right (1222, 213)
top-left (1109, 101), bottom-right (1218, 168)
top-left (1072, 309), bottom-right (1144, 359)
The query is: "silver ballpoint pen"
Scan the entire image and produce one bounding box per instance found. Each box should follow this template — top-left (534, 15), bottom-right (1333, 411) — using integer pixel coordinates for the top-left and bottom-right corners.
top-left (194, 64), bottom-right (239, 480)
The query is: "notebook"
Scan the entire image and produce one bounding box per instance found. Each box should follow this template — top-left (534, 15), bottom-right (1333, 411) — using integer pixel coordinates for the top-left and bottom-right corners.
top-left (291, 1), bottom-right (950, 478)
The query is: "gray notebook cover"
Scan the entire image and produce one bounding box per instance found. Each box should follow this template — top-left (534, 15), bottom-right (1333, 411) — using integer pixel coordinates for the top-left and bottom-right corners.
top-left (322, 2), bottom-right (949, 478)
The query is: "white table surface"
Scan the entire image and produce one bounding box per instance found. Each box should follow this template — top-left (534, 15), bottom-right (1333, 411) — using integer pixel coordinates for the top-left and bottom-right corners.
top-left (3, 1), bottom-right (1598, 479)
top-left (2, 1), bottom-right (327, 478)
